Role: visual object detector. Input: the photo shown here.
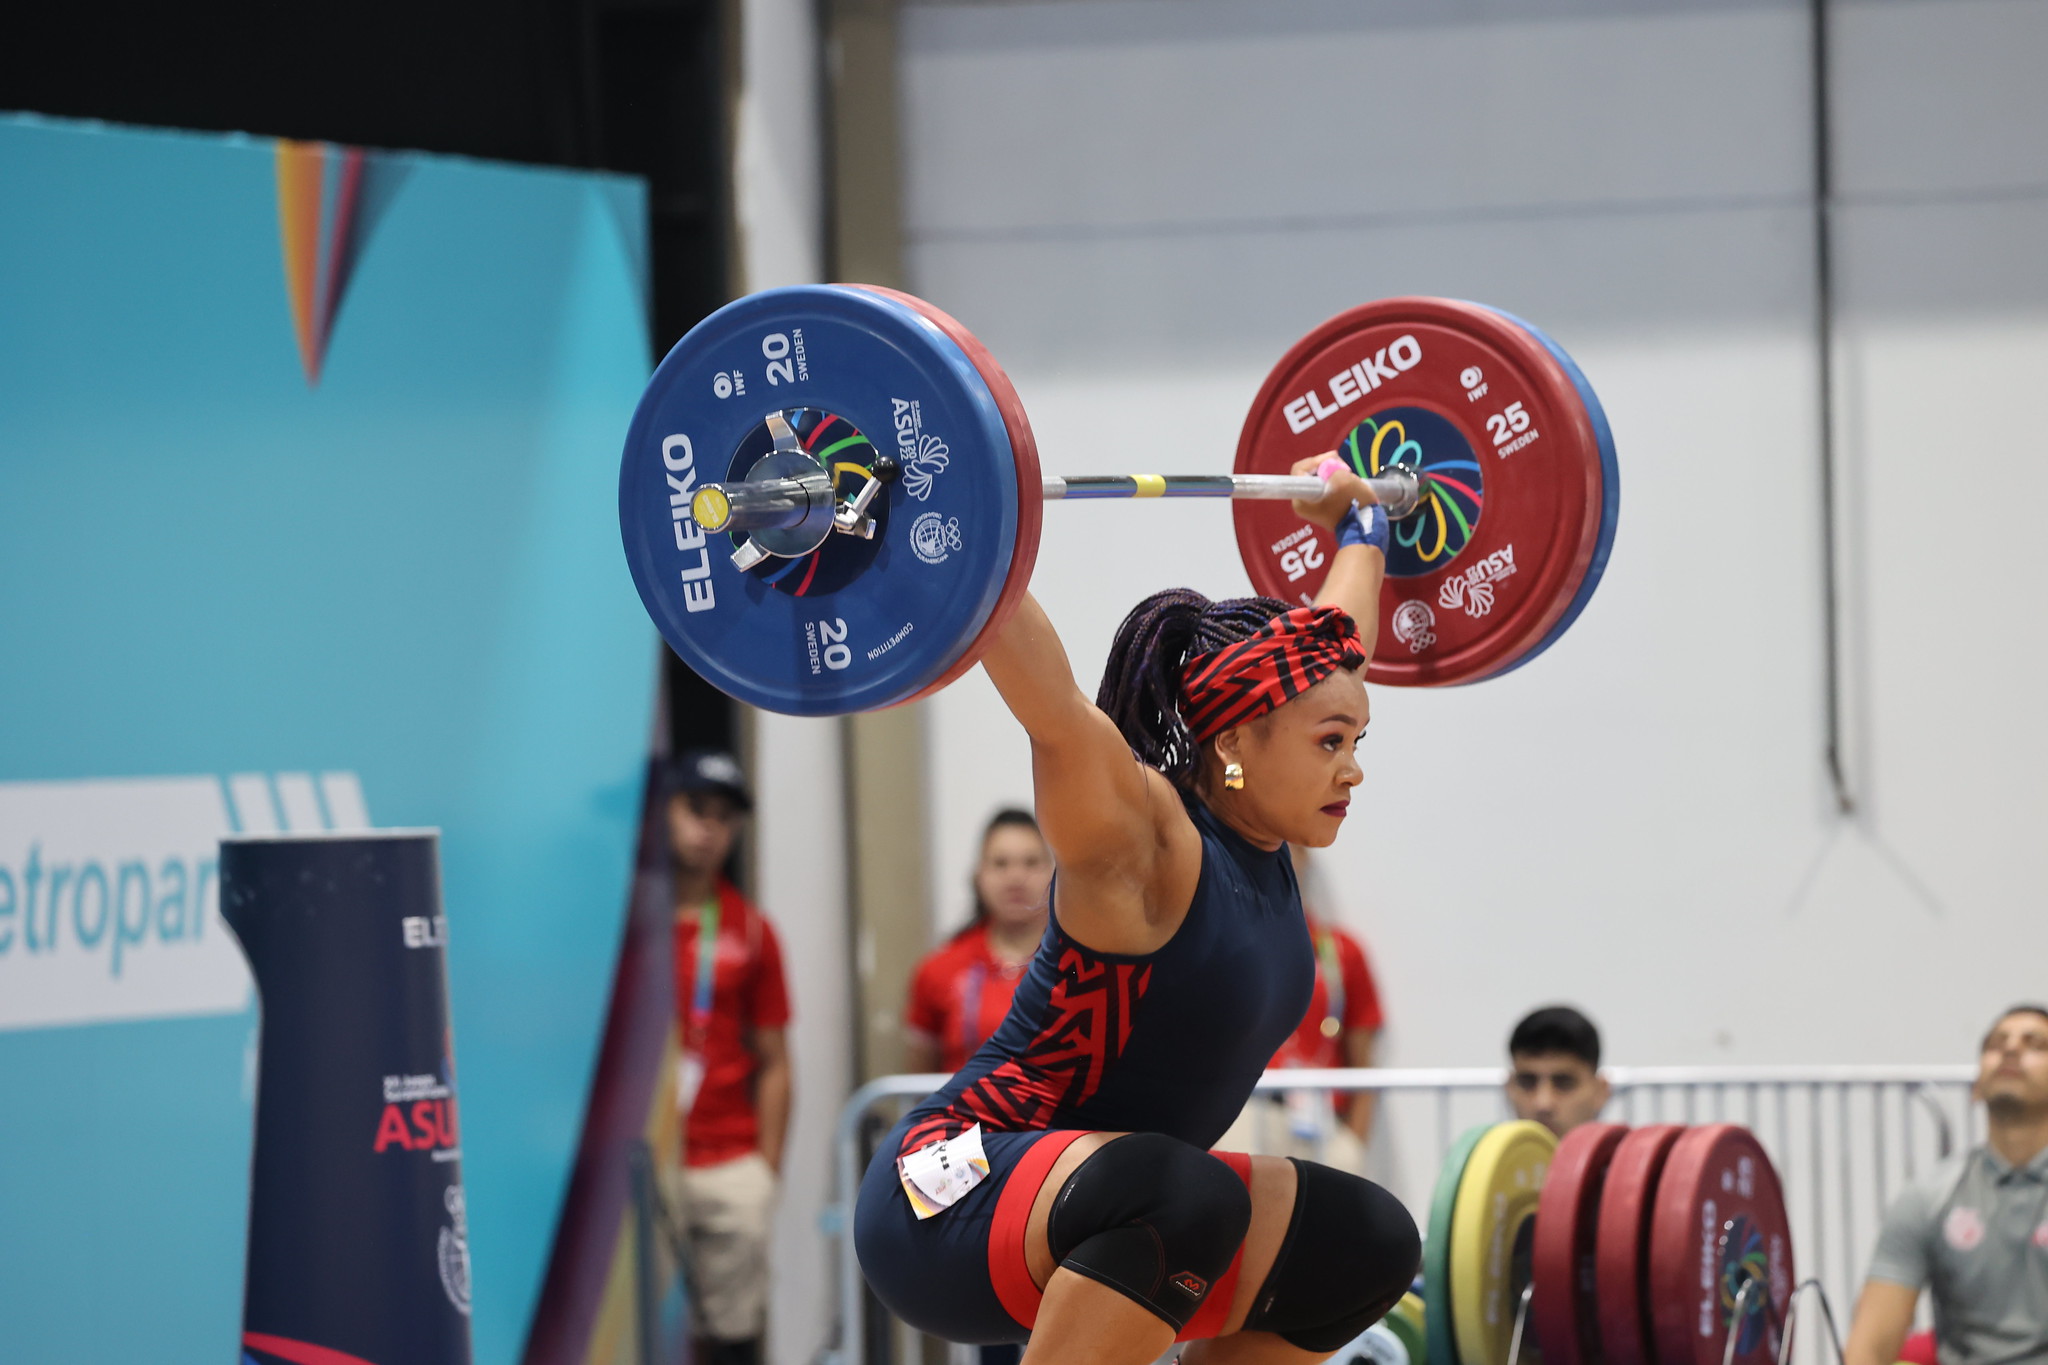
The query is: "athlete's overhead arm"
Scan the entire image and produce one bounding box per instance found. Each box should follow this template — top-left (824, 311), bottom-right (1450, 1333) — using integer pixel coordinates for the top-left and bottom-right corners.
top-left (1288, 454), bottom-right (1386, 660)
top-left (978, 594), bottom-right (1198, 955)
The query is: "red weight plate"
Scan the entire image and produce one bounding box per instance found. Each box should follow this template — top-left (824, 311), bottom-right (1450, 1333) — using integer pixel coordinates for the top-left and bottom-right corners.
top-left (1234, 298), bottom-right (1604, 686)
top-left (1532, 1123), bottom-right (1630, 1365)
top-left (850, 286), bottom-right (1043, 705)
top-left (1648, 1126), bottom-right (1794, 1365)
top-left (1593, 1125), bottom-right (1685, 1365)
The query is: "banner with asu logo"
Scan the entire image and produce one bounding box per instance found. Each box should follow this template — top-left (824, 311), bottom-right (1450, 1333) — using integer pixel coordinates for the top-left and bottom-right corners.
top-left (223, 832), bottom-right (474, 1365)
top-left (0, 115), bottom-right (655, 1365)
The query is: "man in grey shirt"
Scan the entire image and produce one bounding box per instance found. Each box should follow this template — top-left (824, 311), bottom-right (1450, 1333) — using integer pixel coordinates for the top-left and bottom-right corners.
top-left (1846, 1005), bottom-right (2048, 1365)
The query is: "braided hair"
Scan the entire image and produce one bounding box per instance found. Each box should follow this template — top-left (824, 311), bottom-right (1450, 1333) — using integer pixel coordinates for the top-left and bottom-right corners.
top-left (1094, 588), bottom-right (1293, 790)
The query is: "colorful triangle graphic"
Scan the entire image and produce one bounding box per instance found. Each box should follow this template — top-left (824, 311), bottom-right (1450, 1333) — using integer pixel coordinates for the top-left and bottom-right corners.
top-left (275, 140), bottom-right (406, 385)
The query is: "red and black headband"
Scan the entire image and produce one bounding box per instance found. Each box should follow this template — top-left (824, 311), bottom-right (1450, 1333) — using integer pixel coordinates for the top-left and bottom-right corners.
top-left (1177, 606), bottom-right (1367, 744)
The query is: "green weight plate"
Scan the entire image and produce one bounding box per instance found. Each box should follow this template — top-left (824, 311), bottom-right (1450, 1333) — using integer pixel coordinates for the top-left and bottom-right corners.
top-left (1425, 1124), bottom-right (1491, 1365)
top-left (1385, 1293), bottom-right (1427, 1365)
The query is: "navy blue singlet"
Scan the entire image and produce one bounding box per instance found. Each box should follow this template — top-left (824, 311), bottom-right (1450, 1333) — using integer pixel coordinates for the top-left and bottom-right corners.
top-left (900, 798), bottom-right (1314, 1154)
top-left (854, 798), bottom-right (1316, 1344)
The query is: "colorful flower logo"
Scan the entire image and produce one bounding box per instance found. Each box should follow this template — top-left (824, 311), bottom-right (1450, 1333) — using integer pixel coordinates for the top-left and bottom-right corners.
top-left (1334, 406), bottom-right (1484, 579)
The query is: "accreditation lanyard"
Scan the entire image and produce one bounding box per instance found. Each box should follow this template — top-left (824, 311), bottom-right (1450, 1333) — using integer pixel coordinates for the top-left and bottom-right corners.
top-left (1315, 925), bottom-right (1345, 1040)
top-left (958, 962), bottom-right (988, 1060)
top-left (1286, 925), bottom-right (1345, 1141)
top-left (685, 896), bottom-right (721, 1049)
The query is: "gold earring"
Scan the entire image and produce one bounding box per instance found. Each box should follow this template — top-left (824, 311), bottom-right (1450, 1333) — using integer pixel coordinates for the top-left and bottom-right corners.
top-left (1223, 762), bottom-right (1244, 791)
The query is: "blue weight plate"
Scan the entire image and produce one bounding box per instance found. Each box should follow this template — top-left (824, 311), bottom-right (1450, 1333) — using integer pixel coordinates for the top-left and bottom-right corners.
top-left (619, 285), bottom-right (1020, 715)
top-left (1473, 307), bottom-right (1619, 680)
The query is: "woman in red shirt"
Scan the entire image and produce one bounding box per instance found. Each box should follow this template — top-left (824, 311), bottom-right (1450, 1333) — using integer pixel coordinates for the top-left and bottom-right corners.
top-left (903, 809), bottom-right (1053, 1074)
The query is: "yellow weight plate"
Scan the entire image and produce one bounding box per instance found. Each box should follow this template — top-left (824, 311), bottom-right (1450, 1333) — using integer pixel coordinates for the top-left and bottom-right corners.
top-left (1449, 1120), bottom-right (1556, 1365)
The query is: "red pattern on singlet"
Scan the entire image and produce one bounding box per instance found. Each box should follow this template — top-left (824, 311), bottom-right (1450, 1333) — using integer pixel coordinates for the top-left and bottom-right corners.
top-left (900, 944), bottom-right (1152, 1154)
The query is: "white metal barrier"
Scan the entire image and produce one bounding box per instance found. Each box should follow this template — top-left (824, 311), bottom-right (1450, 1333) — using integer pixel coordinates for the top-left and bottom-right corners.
top-left (821, 1064), bottom-right (1976, 1365)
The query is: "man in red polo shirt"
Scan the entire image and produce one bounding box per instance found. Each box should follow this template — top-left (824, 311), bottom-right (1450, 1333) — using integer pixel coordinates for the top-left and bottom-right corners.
top-left (664, 751), bottom-right (790, 1365)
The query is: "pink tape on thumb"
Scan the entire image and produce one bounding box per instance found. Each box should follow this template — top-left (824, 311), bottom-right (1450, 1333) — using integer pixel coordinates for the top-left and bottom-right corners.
top-left (1315, 456), bottom-right (1346, 481)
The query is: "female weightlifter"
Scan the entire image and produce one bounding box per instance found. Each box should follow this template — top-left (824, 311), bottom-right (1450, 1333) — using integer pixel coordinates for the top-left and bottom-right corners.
top-left (854, 457), bottom-right (1421, 1365)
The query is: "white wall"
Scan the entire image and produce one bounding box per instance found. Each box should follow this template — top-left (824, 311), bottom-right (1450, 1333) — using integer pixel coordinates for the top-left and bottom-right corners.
top-left (901, 0), bottom-right (2048, 1141)
top-left (731, 6), bottom-right (843, 1365)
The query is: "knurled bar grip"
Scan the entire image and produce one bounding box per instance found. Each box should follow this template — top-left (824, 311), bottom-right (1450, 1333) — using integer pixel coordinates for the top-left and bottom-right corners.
top-left (695, 467), bottom-right (1420, 534)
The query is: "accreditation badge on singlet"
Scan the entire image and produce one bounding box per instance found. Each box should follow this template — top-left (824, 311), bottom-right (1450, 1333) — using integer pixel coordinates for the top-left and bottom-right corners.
top-left (897, 1124), bottom-right (990, 1220)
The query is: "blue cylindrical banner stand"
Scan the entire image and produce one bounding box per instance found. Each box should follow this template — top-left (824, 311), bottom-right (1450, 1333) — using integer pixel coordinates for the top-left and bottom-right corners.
top-left (221, 831), bottom-right (474, 1365)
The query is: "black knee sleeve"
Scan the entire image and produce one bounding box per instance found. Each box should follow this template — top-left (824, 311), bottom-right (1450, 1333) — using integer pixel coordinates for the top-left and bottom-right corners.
top-left (1045, 1133), bottom-right (1251, 1331)
top-left (1244, 1160), bottom-right (1421, 1352)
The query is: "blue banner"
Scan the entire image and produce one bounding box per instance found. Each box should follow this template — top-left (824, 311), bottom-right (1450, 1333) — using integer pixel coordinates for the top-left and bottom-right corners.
top-left (0, 115), bottom-right (655, 1365)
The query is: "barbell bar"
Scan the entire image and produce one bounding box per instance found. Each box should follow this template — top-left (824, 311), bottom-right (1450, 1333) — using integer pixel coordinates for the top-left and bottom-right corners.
top-left (690, 461), bottom-right (1426, 564)
top-left (617, 285), bottom-right (1619, 714)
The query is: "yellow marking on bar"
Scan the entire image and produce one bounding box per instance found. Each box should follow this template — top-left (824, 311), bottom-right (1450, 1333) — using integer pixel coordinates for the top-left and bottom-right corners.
top-left (1132, 474), bottom-right (1167, 498)
top-left (693, 486), bottom-right (732, 532)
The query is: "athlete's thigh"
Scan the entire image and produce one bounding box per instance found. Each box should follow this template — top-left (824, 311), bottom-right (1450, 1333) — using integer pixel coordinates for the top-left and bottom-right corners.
top-left (1021, 1130), bottom-right (1122, 1287)
top-left (1208, 1154), bottom-right (1298, 1336)
top-left (1019, 1140), bottom-right (1297, 1332)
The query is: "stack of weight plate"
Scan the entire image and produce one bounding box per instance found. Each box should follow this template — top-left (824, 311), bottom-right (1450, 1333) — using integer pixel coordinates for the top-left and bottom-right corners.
top-left (1395, 1121), bottom-right (1794, 1365)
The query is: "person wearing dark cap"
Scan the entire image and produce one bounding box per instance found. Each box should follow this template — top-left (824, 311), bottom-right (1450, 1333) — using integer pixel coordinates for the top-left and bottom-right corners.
top-left (1505, 1005), bottom-right (1610, 1137)
top-left (662, 750), bottom-right (790, 1365)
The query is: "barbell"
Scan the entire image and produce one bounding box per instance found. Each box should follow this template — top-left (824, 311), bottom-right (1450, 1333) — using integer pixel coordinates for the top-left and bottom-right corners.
top-left (618, 285), bottom-right (1619, 716)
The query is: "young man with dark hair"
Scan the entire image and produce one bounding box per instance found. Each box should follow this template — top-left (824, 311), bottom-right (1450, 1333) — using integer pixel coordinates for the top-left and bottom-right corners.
top-left (1505, 1005), bottom-right (1610, 1137)
top-left (663, 750), bottom-right (791, 1365)
top-left (1845, 1004), bottom-right (2048, 1365)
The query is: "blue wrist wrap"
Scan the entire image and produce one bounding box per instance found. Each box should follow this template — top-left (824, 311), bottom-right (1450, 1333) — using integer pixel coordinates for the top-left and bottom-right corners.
top-left (1336, 504), bottom-right (1389, 553)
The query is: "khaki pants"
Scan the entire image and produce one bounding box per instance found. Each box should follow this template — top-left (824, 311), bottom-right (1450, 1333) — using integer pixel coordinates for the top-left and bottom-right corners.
top-left (1215, 1095), bottom-right (1369, 1176)
top-left (662, 1152), bottom-right (778, 1341)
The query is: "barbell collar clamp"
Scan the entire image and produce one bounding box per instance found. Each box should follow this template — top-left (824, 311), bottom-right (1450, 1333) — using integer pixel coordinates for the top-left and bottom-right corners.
top-left (831, 468), bottom-right (892, 539)
top-left (695, 461), bottom-right (836, 538)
